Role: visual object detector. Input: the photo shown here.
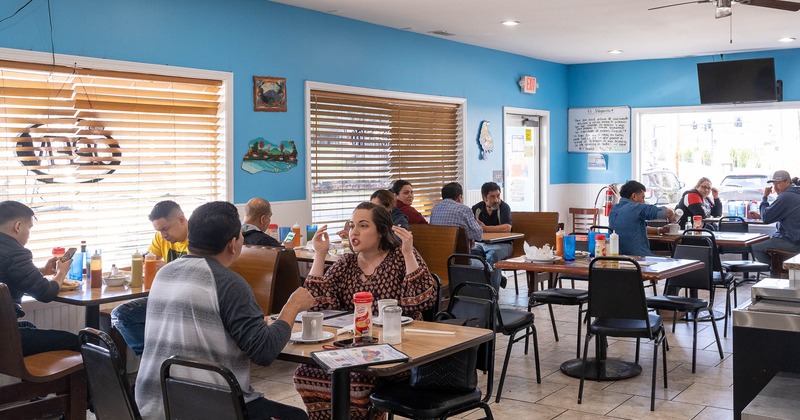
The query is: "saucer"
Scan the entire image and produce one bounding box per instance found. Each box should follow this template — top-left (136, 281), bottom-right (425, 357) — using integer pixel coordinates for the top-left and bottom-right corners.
top-left (373, 316), bottom-right (413, 326)
top-left (525, 256), bottom-right (562, 264)
top-left (290, 331), bottom-right (334, 343)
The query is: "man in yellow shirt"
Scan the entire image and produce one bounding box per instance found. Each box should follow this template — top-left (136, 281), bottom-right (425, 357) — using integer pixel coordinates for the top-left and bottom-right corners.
top-left (111, 201), bottom-right (188, 356)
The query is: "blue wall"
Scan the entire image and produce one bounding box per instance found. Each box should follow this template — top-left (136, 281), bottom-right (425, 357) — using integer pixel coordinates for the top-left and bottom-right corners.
top-left (0, 0), bottom-right (568, 201)
top-left (567, 48), bottom-right (800, 184)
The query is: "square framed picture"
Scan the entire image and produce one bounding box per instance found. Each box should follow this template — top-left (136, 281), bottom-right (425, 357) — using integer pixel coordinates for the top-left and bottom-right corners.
top-left (254, 76), bottom-right (287, 112)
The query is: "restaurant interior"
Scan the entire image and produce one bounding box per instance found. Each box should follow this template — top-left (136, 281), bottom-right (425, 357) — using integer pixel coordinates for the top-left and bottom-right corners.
top-left (2, 0), bottom-right (800, 419)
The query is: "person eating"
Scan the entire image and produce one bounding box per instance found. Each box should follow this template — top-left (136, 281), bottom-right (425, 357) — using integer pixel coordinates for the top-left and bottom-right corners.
top-left (293, 202), bottom-right (437, 419)
top-left (609, 180), bottom-right (676, 256)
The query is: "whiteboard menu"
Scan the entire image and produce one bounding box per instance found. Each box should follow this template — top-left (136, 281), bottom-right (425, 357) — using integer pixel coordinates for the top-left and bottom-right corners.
top-left (568, 107), bottom-right (630, 153)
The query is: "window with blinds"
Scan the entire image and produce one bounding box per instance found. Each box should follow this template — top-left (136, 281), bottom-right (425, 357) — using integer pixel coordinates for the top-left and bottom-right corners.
top-left (309, 87), bottom-right (464, 231)
top-left (0, 58), bottom-right (228, 266)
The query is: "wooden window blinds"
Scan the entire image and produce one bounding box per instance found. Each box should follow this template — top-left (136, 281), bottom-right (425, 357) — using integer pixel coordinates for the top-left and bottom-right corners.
top-left (0, 59), bottom-right (227, 265)
top-left (309, 89), bottom-right (463, 231)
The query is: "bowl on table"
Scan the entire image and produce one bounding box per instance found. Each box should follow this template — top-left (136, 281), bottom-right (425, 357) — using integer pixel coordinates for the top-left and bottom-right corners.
top-left (103, 274), bottom-right (129, 287)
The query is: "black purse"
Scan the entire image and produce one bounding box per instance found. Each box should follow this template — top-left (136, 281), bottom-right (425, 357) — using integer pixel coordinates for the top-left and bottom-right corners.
top-left (408, 314), bottom-right (481, 391)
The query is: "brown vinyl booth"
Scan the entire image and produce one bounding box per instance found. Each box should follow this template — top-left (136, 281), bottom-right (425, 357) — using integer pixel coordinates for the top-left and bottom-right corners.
top-left (408, 224), bottom-right (469, 305)
top-left (0, 283), bottom-right (87, 419)
top-left (229, 245), bottom-right (280, 316)
top-left (507, 212), bottom-right (560, 293)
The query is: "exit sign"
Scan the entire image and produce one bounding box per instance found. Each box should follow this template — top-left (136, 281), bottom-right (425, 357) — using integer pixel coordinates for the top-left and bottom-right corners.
top-left (519, 76), bottom-right (537, 94)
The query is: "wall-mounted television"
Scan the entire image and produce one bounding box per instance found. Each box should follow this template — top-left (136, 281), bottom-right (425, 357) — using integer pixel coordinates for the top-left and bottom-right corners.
top-left (697, 58), bottom-right (778, 104)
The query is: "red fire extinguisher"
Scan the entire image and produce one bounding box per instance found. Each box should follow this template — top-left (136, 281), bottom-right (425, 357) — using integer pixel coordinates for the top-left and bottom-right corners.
top-left (604, 185), bottom-right (615, 217)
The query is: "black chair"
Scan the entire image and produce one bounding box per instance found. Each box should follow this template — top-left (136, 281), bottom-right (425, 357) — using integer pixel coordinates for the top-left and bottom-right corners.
top-left (368, 282), bottom-right (495, 419)
top-left (160, 356), bottom-right (248, 420)
top-left (79, 328), bottom-right (141, 420)
top-left (447, 254), bottom-right (540, 402)
top-left (422, 273), bottom-right (443, 322)
top-left (717, 216), bottom-right (769, 282)
top-left (684, 228), bottom-right (737, 337)
top-left (529, 284), bottom-right (588, 359)
top-left (578, 257), bottom-right (668, 412)
top-left (645, 237), bottom-right (724, 373)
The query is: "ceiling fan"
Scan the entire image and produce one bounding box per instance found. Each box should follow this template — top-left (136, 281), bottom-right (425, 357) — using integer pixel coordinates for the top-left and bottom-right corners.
top-left (649, 0), bottom-right (800, 18)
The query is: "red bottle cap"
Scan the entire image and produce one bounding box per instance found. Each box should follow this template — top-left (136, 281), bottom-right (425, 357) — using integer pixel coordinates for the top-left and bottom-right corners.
top-left (353, 292), bottom-right (373, 303)
top-left (595, 234), bottom-right (605, 241)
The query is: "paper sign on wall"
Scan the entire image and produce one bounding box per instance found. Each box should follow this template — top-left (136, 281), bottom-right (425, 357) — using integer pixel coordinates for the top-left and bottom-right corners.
top-left (568, 107), bottom-right (630, 153)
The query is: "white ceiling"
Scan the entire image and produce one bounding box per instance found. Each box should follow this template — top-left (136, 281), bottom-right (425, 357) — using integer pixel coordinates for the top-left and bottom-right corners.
top-left (272, 0), bottom-right (800, 64)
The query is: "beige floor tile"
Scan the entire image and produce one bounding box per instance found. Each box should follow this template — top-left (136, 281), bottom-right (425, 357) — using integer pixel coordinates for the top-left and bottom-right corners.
top-left (537, 385), bottom-right (632, 415)
top-left (672, 383), bottom-right (733, 410)
top-left (461, 399), bottom-right (565, 419)
top-left (607, 395), bottom-right (705, 419)
top-left (552, 409), bottom-right (623, 419)
top-left (251, 378), bottom-right (302, 401)
top-left (692, 406), bottom-right (734, 420)
top-left (491, 374), bottom-right (566, 403)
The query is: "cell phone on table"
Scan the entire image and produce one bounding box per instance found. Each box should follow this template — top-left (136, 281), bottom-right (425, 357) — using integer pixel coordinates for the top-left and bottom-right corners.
top-left (60, 247), bottom-right (77, 262)
top-left (332, 336), bottom-right (378, 348)
top-left (282, 231), bottom-right (296, 243)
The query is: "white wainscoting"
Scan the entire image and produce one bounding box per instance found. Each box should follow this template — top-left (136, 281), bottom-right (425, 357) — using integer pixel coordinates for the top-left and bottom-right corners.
top-left (19, 299), bottom-right (85, 334)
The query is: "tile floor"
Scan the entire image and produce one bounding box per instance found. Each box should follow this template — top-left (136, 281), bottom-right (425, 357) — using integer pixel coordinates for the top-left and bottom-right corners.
top-left (250, 272), bottom-right (747, 419)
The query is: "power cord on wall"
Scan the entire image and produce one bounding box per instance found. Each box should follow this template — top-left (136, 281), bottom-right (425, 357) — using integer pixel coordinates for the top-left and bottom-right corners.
top-left (0, 0), bottom-right (56, 68)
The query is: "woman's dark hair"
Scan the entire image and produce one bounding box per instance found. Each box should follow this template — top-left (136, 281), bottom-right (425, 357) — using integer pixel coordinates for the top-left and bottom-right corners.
top-left (370, 189), bottom-right (397, 211)
top-left (793, 177), bottom-right (800, 187)
top-left (352, 202), bottom-right (399, 251)
top-left (390, 180), bottom-right (412, 196)
top-left (188, 201), bottom-right (241, 255)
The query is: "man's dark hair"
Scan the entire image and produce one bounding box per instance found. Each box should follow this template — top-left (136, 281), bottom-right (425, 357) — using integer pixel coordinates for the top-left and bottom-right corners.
top-left (619, 180), bottom-right (647, 199)
top-left (370, 189), bottom-right (396, 210)
top-left (352, 202), bottom-right (399, 251)
top-left (148, 200), bottom-right (182, 221)
top-left (390, 180), bottom-right (412, 196)
top-left (481, 182), bottom-right (501, 197)
top-left (188, 201), bottom-right (241, 255)
top-left (0, 201), bottom-right (34, 225)
top-left (441, 182), bottom-right (463, 200)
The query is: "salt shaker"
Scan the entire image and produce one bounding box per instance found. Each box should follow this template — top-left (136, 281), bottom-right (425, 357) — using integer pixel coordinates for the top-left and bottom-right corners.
top-left (382, 305), bottom-right (402, 344)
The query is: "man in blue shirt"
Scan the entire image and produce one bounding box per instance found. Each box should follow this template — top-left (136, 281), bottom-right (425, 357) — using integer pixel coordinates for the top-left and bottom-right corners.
top-left (430, 182), bottom-right (483, 248)
top-left (609, 180), bottom-right (675, 256)
top-left (748, 170), bottom-right (800, 263)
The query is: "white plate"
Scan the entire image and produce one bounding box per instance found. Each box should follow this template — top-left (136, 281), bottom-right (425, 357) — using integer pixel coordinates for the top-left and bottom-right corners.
top-left (525, 256), bottom-right (561, 263)
top-left (373, 316), bottom-right (413, 326)
top-left (575, 251), bottom-right (590, 259)
top-left (290, 331), bottom-right (335, 343)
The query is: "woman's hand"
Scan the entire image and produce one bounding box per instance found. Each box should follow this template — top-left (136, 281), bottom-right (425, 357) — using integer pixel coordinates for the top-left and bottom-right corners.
top-left (312, 225), bottom-right (330, 255)
top-left (392, 226), bottom-right (414, 255)
top-left (711, 187), bottom-right (719, 199)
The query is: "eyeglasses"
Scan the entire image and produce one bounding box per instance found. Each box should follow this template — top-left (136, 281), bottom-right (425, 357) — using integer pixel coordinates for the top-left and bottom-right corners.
top-left (698, 185), bottom-right (711, 190)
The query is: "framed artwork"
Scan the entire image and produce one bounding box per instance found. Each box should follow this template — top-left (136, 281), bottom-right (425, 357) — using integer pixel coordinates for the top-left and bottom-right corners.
top-left (254, 76), bottom-right (287, 112)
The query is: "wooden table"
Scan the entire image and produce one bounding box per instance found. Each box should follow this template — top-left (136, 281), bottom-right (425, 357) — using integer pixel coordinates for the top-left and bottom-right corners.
top-left (647, 231), bottom-right (769, 248)
top-left (479, 232), bottom-right (525, 243)
top-left (54, 284), bottom-right (149, 329)
top-left (495, 255), bottom-right (704, 381)
top-left (279, 320), bottom-right (494, 419)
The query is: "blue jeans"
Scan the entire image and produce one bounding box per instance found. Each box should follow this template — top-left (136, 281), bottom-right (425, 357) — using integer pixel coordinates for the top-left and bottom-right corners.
top-left (18, 320), bottom-right (80, 356)
top-left (111, 297), bottom-right (147, 356)
top-left (751, 236), bottom-right (800, 264)
top-left (471, 242), bottom-right (514, 290)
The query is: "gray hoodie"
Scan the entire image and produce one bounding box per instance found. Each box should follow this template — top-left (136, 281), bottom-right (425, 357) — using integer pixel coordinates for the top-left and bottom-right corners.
top-left (760, 186), bottom-right (800, 244)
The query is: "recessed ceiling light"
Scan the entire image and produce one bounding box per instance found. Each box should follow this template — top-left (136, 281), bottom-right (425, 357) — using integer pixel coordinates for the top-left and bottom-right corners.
top-left (778, 37), bottom-right (796, 43)
top-left (607, 49), bottom-right (624, 54)
top-left (501, 20), bottom-right (520, 26)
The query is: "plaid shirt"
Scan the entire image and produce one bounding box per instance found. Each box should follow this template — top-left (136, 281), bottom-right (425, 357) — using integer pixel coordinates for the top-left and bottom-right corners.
top-left (430, 198), bottom-right (483, 241)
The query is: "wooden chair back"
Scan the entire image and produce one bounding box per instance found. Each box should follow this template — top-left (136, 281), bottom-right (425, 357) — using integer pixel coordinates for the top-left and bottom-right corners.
top-left (229, 246), bottom-right (280, 316)
top-left (271, 248), bottom-right (303, 314)
top-left (0, 283), bottom-right (87, 419)
top-left (408, 224), bottom-right (461, 287)
top-left (510, 212), bottom-right (560, 258)
top-left (569, 207), bottom-right (599, 234)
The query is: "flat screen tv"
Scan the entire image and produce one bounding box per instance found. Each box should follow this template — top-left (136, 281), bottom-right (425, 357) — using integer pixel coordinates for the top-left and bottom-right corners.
top-left (697, 58), bottom-right (777, 104)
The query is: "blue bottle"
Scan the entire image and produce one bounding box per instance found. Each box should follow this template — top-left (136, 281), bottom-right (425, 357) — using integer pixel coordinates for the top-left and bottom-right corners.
top-left (727, 201), bottom-right (736, 217)
top-left (68, 252), bottom-right (84, 280)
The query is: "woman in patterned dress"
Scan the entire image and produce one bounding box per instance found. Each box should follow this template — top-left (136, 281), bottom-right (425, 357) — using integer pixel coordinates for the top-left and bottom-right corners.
top-left (293, 202), bottom-right (437, 420)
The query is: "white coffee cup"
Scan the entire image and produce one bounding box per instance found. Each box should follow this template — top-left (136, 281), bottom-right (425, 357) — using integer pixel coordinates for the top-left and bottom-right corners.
top-left (377, 299), bottom-right (398, 321)
top-left (301, 311), bottom-right (324, 340)
top-left (667, 223), bottom-right (680, 234)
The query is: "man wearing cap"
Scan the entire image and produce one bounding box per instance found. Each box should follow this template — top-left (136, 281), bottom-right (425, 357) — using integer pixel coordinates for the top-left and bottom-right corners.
top-left (748, 170), bottom-right (800, 263)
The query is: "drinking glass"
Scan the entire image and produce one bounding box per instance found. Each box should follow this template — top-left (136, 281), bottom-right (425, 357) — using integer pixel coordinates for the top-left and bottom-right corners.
top-left (279, 226), bottom-right (291, 242)
top-left (305, 225), bottom-right (318, 245)
top-left (382, 306), bottom-right (402, 344)
top-left (563, 235), bottom-right (576, 261)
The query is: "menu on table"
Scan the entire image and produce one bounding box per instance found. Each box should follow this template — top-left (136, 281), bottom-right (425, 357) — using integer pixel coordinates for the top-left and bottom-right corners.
top-left (311, 344), bottom-right (409, 373)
